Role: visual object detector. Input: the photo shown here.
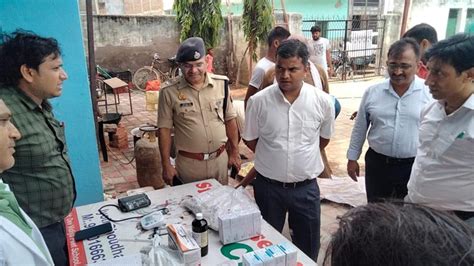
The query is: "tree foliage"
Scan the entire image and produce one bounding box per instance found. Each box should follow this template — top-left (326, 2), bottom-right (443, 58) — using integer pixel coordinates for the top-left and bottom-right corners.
top-left (242, 0), bottom-right (273, 61)
top-left (173, 0), bottom-right (224, 48)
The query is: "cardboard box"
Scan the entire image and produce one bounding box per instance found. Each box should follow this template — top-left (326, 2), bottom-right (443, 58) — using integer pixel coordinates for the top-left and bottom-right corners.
top-left (242, 247), bottom-right (284, 266)
top-left (167, 224), bottom-right (201, 265)
top-left (218, 209), bottom-right (261, 245)
top-left (242, 251), bottom-right (264, 266)
top-left (263, 245), bottom-right (286, 266)
top-left (255, 249), bottom-right (272, 265)
top-left (277, 242), bottom-right (298, 266)
top-left (145, 91), bottom-right (159, 111)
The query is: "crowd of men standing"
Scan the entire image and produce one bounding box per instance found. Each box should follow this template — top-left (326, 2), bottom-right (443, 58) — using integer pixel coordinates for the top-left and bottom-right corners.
top-left (158, 23), bottom-right (473, 261)
top-left (0, 22), bottom-right (473, 265)
top-left (347, 25), bottom-right (474, 228)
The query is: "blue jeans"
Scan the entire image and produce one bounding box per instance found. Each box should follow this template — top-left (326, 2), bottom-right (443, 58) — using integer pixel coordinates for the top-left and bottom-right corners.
top-left (253, 172), bottom-right (321, 261)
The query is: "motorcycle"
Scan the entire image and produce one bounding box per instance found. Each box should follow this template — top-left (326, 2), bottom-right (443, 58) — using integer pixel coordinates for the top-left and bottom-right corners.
top-left (332, 49), bottom-right (354, 81)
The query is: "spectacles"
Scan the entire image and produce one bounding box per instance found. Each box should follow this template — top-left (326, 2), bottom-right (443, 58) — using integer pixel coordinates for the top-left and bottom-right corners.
top-left (180, 63), bottom-right (204, 71)
top-left (387, 63), bottom-right (413, 71)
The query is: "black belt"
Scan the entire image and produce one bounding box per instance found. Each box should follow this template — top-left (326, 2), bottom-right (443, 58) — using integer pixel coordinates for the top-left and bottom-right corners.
top-left (368, 148), bottom-right (415, 164)
top-left (258, 174), bottom-right (315, 189)
top-left (453, 210), bottom-right (474, 221)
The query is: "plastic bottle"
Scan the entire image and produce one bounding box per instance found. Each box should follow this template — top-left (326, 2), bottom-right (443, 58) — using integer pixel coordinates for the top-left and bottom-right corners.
top-left (192, 213), bottom-right (208, 256)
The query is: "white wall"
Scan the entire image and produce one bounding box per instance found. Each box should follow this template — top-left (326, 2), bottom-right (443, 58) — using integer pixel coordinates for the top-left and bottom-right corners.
top-left (408, 0), bottom-right (472, 39)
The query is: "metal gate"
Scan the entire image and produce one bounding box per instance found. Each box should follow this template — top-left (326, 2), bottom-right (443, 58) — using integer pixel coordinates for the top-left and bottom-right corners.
top-left (302, 18), bottom-right (386, 81)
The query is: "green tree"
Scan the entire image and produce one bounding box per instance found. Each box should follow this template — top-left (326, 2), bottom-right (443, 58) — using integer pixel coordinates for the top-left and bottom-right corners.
top-left (237, 0), bottom-right (273, 83)
top-left (173, 0), bottom-right (224, 48)
top-left (242, 0), bottom-right (273, 61)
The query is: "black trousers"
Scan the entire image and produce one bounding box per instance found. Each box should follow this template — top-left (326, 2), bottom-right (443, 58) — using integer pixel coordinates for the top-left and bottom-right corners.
top-left (40, 221), bottom-right (69, 266)
top-left (253, 172), bottom-right (320, 261)
top-left (365, 148), bottom-right (414, 203)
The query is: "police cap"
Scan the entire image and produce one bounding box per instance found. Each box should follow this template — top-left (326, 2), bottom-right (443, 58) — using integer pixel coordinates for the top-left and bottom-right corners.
top-left (176, 37), bottom-right (205, 63)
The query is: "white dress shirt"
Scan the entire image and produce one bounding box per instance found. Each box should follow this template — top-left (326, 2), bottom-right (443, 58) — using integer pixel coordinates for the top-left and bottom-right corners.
top-left (347, 77), bottom-right (432, 160)
top-left (406, 94), bottom-right (474, 211)
top-left (243, 83), bottom-right (335, 182)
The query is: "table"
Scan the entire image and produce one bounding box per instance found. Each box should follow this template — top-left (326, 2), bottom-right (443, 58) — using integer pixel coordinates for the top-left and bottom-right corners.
top-left (99, 77), bottom-right (133, 115)
top-left (65, 179), bottom-right (316, 265)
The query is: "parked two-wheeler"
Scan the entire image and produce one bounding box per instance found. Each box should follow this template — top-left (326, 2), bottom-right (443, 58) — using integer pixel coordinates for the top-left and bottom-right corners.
top-left (332, 49), bottom-right (354, 81)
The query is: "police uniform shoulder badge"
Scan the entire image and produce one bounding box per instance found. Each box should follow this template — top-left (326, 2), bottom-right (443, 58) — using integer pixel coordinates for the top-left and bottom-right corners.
top-left (178, 91), bottom-right (187, 101)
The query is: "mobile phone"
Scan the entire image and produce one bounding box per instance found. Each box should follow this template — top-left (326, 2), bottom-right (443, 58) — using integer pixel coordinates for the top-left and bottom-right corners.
top-left (74, 222), bottom-right (113, 241)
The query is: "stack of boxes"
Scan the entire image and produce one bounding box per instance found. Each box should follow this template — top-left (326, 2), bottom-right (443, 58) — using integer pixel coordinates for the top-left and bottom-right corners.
top-left (241, 242), bottom-right (298, 266)
top-left (218, 209), bottom-right (261, 245)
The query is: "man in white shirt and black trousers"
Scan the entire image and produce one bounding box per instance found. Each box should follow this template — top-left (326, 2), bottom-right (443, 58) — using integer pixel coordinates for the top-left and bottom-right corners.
top-left (243, 39), bottom-right (335, 261)
top-left (346, 38), bottom-right (432, 202)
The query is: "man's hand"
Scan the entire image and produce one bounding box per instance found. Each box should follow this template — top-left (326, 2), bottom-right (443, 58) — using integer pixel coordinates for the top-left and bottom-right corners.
top-left (235, 167), bottom-right (256, 188)
top-left (225, 118), bottom-right (241, 171)
top-left (347, 160), bottom-right (359, 181)
top-left (227, 150), bottom-right (241, 172)
top-left (162, 164), bottom-right (178, 186)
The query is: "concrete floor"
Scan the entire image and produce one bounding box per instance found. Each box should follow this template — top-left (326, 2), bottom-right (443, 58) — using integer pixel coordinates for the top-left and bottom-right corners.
top-left (98, 76), bottom-right (382, 264)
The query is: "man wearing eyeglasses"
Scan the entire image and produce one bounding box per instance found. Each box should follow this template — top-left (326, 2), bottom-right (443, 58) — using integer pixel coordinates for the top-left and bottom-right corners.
top-left (346, 38), bottom-right (432, 202)
top-left (158, 37), bottom-right (241, 185)
top-left (406, 34), bottom-right (474, 228)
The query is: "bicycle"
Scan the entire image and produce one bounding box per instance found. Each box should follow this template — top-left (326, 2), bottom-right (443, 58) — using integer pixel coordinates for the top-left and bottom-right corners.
top-left (132, 53), bottom-right (180, 91)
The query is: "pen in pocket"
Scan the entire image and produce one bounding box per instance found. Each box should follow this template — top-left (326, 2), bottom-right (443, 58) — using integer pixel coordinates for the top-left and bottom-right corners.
top-left (456, 131), bottom-right (465, 139)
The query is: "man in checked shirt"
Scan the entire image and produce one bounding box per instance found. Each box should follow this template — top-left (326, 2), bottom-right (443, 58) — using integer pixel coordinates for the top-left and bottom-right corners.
top-left (0, 30), bottom-right (74, 266)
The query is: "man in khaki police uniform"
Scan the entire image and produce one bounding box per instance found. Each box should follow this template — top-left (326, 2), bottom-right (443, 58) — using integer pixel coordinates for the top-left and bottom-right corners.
top-left (158, 37), bottom-right (241, 185)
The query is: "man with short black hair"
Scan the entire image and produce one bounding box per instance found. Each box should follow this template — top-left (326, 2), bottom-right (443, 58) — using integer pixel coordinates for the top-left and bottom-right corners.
top-left (403, 23), bottom-right (438, 78)
top-left (325, 203), bottom-right (474, 265)
top-left (347, 38), bottom-right (432, 202)
top-left (244, 26), bottom-right (290, 107)
top-left (0, 30), bottom-right (74, 266)
top-left (406, 33), bottom-right (474, 228)
top-left (158, 37), bottom-right (240, 185)
top-left (309, 25), bottom-right (334, 77)
top-left (243, 39), bottom-right (335, 261)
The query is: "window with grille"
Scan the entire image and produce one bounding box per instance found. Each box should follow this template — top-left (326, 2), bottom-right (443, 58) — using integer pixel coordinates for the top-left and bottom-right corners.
top-left (353, 0), bottom-right (379, 7)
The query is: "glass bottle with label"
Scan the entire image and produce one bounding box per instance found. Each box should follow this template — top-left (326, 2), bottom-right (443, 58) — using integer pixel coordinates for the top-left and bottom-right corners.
top-left (192, 212), bottom-right (208, 256)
